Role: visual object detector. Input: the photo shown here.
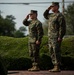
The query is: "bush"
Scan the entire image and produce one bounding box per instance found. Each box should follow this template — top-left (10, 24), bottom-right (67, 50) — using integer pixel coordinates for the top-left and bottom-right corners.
top-left (0, 36), bottom-right (74, 70)
top-left (0, 56), bottom-right (7, 75)
top-left (61, 37), bottom-right (74, 58)
top-left (39, 54), bottom-right (53, 70)
top-left (61, 56), bottom-right (74, 70)
top-left (3, 57), bottom-right (32, 70)
top-left (0, 36), bottom-right (29, 58)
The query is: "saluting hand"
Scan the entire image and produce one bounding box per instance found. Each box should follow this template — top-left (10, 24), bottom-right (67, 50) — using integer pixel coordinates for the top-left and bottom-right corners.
top-left (47, 6), bottom-right (53, 10)
top-left (26, 14), bottom-right (29, 20)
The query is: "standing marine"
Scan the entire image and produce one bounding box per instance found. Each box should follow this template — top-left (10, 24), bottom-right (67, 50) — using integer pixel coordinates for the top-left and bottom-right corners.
top-left (43, 2), bottom-right (66, 72)
top-left (23, 10), bottom-right (44, 71)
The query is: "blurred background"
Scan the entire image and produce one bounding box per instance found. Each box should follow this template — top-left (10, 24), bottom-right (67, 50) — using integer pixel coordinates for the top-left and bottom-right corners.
top-left (0, 0), bottom-right (74, 37)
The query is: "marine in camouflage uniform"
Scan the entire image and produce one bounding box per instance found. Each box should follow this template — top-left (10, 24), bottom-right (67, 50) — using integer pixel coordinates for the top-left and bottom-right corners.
top-left (43, 2), bottom-right (66, 72)
top-left (23, 10), bottom-right (44, 71)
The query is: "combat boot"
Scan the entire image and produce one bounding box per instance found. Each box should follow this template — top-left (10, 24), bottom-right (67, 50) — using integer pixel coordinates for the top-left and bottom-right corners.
top-left (49, 65), bottom-right (60, 72)
top-left (28, 63), bottom-right (40, 71)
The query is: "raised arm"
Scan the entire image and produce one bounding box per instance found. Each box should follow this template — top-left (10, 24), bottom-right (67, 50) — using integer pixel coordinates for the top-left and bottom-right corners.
top-left (23, 14), bottom-right (30, 26)
top-left (43, 6), bottom-right (53, 19)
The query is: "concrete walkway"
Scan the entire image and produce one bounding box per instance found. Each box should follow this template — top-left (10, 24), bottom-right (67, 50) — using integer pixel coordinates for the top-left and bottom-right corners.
top-left (8, 70), bottom-right (74, 75)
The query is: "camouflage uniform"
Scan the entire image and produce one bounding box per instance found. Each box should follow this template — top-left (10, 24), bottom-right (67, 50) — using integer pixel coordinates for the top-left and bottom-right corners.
top-left (43, 9), bottom-right (66, 66)
top-left (23, 18), bottom-right (44, 68)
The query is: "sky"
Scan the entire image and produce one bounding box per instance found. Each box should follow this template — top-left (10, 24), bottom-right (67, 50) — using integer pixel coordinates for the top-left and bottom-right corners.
top-left (0, 0), bottom-right (74, 34)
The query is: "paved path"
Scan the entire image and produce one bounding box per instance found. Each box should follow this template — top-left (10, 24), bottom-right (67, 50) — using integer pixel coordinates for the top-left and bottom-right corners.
top-left (8, 70), bottom-right (74, 75)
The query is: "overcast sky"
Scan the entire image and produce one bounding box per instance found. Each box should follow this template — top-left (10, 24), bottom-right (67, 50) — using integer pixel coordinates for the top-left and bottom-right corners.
top-left (0, 0), bottom-right (74, 34)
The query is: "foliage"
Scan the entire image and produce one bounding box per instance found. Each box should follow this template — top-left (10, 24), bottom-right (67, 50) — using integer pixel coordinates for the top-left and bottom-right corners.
top-left (0, 36), bottom-right (74, 70)
top-left (19, 26), bottom-right (27, 32)
top-left (0, 36), bottom-right (29, 58)
top-left (0, 56), bottom-right (7, 75)
top-left (3, 57), bottom-right (32, 70)
top-left (13, 30), bottom-right (25, 38)
top-left (0, 15), bottom-right (16, 36)
top-left (0, 12), bottom-right (27, 37)
top-left (42, 20), bottom-right (48, 36)
top-left (40, 36), bottom-right (49, 55)
top-left (61, 37), bottom-right (74, 57)
top-left (13, 26), bottom-right (27, 38)
top-left (65, 3), bottom-right (74, 35)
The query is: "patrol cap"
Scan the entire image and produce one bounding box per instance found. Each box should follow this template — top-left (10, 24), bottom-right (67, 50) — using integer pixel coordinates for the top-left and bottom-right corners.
top-left (29, 10), bottom-right (37, 15)
top-left (51, 2), bottom-right (59, 7)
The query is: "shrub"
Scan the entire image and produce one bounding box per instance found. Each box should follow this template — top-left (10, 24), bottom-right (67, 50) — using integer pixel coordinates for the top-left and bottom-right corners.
top-left (3, 57), bottom-right (32, 70)
top-left (61, 37), bottom-right (74, 58)
top-left (0, 56), bottom-right (7, 75)
top-left (0, 36), bottom-right (74, 70)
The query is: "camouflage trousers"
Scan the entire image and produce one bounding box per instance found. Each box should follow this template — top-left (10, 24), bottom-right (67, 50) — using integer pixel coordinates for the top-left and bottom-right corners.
top-left (28, 43), bottom-right (40, 66)
top-left (48, 38), bottom-right (62, 66)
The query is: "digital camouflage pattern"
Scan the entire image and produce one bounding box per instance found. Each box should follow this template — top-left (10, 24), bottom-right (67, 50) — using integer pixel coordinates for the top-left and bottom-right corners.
top-left (23, 19), bottom-right (44, 66)
top-left (48, 12), bottom-right (66, 39)
top-left (23, 19), bottom-right (43, 43)
top-left (43, 10), bottom-right (66, 66)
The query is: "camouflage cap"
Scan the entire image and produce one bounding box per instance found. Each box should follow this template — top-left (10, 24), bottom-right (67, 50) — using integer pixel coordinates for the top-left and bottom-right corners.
top-left (29, 10), bottom-right (37, 15)
top-left (51, 2), bottom-right (59, 7)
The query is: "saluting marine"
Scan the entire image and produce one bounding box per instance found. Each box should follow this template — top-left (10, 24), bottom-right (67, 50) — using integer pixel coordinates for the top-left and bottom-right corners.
top-left (43, 2), bottom-right (66, 72)
top-left (23, 10), bottom-right (44, 71)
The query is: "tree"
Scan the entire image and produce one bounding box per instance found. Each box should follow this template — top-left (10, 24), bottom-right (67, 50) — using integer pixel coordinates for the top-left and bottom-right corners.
top-left (4, 15), bottom-right (16, 36)
top-left (65, 3), bottom-right (74, 35)
top-left (19, 26), bottom-right (27, 33)
top-left (13, 26), bottom-right (27, 38)
top-left (0, 15), bottom-right (4, 35)
top-left (13, 30), bottom-right (24, 38)
top-left (0, 14), bottom-right (16, 36)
